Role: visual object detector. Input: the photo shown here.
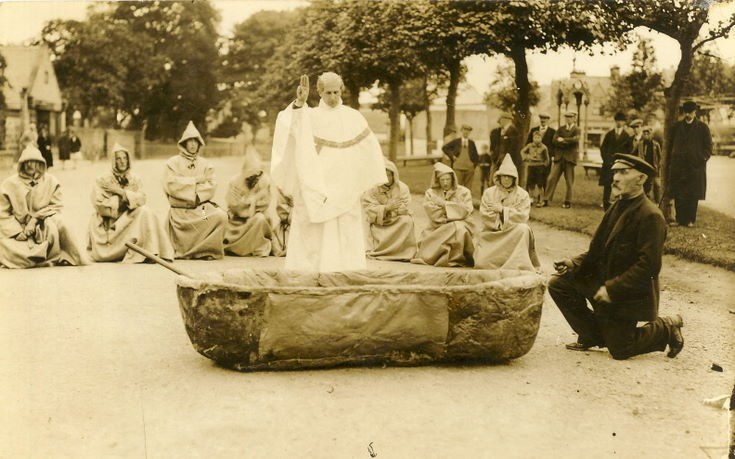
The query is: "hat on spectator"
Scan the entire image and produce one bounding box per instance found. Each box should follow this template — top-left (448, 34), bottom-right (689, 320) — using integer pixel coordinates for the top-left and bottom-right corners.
top-left (611, 153), bottom-right (656, 177)
top-left (564, 111), bottom-right (577, 117)
top-left (613, 112), bottom-right (627, 122)
top-left (499, 112), bottom-right (513, 121)
top-left (538, 113), bottom-right (550, 119)
top-left (682, 100), bottom-right (698, 113)
top-left (461, 123), bottom-right (473, 131)
top-left (629, 118), bottom-right (643, 128)
top-left (641, 125), bottom-right (653, 133)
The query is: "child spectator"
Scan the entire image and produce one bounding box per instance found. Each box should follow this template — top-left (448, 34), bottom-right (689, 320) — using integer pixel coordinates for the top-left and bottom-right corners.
top-left (520, 130), bottom-right (550, 205)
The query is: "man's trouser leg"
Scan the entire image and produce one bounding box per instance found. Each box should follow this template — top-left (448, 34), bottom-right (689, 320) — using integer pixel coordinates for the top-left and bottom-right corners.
top-left (548, 274), bottom-right (604, 346)
top-left (675, 198), bottom-right (698, 225)
top-left (563, 161), bottom-right (575, 203)
top-left (454, 168), bottom-right (473, 189)
top-left (597, 313), bottom-right (670, 360)
top-left (544, 161), bottom-right (563, 202)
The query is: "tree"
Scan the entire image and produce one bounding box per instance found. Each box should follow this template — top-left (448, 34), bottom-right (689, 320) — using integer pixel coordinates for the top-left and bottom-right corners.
top-left (485, 61), bottom-right (541, 113)
top-left (685, 49), bottom-right (735, 99)
top-left (217, 10), bottom-right (297, 138)
top-left (111, 1), bottom-right (222, 140)
top-left (602, 36), bottom-right (665, 121)
top-left (374, 78), bottom-right (427, 156)
top-left (615, 0), bottom-right (735, 218)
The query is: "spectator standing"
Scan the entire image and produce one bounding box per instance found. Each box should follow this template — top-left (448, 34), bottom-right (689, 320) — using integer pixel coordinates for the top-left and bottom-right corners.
top-left (599, 112), bottom-right (634, 210)
top-left (541, 111), bottom-right (580, 208)
top-left (489, 113), bottom-right (520, 183)
top-left (478, 143), bottom-right (493, 195)
top-left (520, 130), bottom-right (549, 205)
top-left (667, 100), bottom-right (712, 227)
top-left (37, 125), bottom-right (54, 169)
top-left (628, 118), bottom-right (643, 152)
top-left (442, 124), bottom-right (478, 190)
top-left (635, 126), bottom-right (662, 204)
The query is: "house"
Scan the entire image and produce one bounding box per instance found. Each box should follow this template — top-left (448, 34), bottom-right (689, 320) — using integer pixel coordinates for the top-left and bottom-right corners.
top-left (0, 45), bottom-right (64, 163)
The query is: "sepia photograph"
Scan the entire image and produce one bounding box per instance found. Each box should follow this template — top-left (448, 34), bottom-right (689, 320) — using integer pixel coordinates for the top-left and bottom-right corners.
top-left (0, 0), bottom-right (733, 457)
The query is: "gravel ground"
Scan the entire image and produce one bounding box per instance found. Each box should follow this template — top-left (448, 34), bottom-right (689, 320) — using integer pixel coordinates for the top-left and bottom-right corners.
top-left (0, 155), bottom-right (733, 458)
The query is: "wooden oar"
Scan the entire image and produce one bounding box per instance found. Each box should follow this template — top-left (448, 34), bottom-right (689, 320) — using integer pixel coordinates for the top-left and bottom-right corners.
top-left (125, 241), bottom-right (194, 278)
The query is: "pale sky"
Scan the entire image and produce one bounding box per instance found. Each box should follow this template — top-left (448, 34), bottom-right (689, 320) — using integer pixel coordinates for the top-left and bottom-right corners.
top-left (1, 0), bottom-right (734, 91)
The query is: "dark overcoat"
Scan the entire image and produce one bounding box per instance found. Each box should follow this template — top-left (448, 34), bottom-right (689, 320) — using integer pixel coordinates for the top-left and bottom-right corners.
top-left (666, 119), bottom-right (712, 200)
top-left (58, 135), bottom-right (71, 161)
top-left (599, 128), bottom-right (634, 186)
top-left (551, 124), bottom-right (580, 164)
top-left (489, 124), bottom-right (520, 170)
top-left (571, 194), bottom-right (666, 322)
top-left (441, 137), bottom-right (478, 166)
top-left (38, 134), bottom-right (54, 168)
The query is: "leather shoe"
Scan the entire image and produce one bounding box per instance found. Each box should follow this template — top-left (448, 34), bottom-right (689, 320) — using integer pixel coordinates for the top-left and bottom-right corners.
top-left (664, 314), bottom-right (684, 358)
top-left (562, 201), bottom-right (571, 209)
top-left (536, 200), bottom-right (548, 208)
top-left (565, 342), bottom-right (597, 351)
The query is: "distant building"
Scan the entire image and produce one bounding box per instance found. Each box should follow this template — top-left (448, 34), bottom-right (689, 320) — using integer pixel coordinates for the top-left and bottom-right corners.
top-left (0, 45), bottom-right (64, 156)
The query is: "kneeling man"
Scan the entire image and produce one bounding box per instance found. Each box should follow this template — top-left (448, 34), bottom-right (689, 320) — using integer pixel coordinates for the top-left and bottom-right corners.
top-left (549, 154), bottom-right (683, 360)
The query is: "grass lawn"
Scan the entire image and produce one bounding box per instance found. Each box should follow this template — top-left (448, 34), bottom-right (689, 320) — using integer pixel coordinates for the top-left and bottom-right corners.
top-left (396, 162), bottom-right (735, 271)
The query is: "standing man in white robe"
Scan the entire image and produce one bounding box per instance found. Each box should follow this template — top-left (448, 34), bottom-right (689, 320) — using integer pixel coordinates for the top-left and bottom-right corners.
top-left (271, 73), bottom-right (387, 272)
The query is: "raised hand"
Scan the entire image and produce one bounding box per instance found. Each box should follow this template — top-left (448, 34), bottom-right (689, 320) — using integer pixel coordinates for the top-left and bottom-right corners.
top-left (295, 74), bottom-right (309, 107)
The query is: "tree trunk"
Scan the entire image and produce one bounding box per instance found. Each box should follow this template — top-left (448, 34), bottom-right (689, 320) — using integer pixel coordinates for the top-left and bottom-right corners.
top-left (388, 80), bottom-right (401, 162)
top-left (511, 45), bottom-right (531, 155)
top-left (408, 116), bottom-right (414, 156)
top-left (660, 39), bottom-right (694, 221)
top-left (423, 74), bottom-right (433, 155)
top-left (344, 80), bottom-right (361, 109)
top-left (444, 58), bottom-right (461, 137)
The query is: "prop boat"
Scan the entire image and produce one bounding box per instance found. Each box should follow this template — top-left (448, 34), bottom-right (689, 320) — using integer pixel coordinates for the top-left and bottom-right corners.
top-left (175, 268), bottom-right (546, 371)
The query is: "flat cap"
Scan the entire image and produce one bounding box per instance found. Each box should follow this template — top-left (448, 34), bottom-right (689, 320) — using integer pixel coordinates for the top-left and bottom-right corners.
top-left (538, 113), bottom-right (550, 119)
top-left (629, 118), bottom-right (643, 127)
top-left (564, 111), bottom-right (577, 117)
top-left (460, 123), bottom-right (473, 131)
top-left (613, 112), bottom-right (627, 121)
top-left (612, 153), bottom-right (656, 177)
top-left (641, 125), bottom-right (653, 132)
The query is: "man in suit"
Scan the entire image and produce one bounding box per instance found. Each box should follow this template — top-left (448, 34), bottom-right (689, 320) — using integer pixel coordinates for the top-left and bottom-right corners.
top-left (628, 118), bottom-right (643, 153)
top-left (442, 123), bottom-right (478, 189)
top-left (599, 112), bottom-right (634, 210)
top-left (540, 111), bottom-right (579, 208)
top-left (489, 113), bottom-right (520, 183)
top-left (667, 100), bottom-right (712, 227)
top-left (636, 125), bottom-right (662, 204)
top-left (549, 154), bottom-right (683, 360)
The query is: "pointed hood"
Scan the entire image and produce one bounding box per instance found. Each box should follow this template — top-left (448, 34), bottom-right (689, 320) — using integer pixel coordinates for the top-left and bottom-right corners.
top-left (493, 154), bottom-right (518, 186)
top-left (383, 157), bottom-right (400, 187)
top-left (177, 121), bottom-right (205, 148)
top-left (18, 145), bottom-right (46, 166)
top-left (430, 162), bottom-right (457, 190)
top-left (239, 146), bottom-right (264, 178)
top-left (111, 143), bottom-right (132, 175)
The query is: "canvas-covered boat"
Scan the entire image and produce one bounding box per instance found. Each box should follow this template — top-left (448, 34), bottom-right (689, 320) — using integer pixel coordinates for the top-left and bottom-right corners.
top-left (176, 268), bottom-right (546, 371)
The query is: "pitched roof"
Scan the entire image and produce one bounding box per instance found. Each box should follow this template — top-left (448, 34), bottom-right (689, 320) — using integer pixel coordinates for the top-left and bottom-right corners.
top-left (0, 45), bottom-right (63, 111)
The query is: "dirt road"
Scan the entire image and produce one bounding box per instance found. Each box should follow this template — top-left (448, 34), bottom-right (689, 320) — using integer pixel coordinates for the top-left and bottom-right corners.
top-left (1, 156), bottom-right (733, 458)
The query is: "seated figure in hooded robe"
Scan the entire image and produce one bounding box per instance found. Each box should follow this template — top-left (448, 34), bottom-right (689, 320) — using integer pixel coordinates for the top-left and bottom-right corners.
top-left (0, 146), bottom-right (83, 268)
top-left (164, 121), bottom-right (227, 260)
top-left (362, 159), bottom-right (417, 261)
top-left (474, 154), bottom-right (540, 271)
top-left (412, 162), bottom-right (475, 267)
top-left (88, 143), bottom-right (173, 263)
top-left (270, 189), bottom-right (293, 257)
top-left (223, 148), bottom-right (274, 257)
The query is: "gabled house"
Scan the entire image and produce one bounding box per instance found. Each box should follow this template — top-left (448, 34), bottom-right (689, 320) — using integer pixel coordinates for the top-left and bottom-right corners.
top-left (0, 45), bottom-right (64, 157)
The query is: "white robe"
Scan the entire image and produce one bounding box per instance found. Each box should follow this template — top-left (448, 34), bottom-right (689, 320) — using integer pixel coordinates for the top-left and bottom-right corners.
top-left (271, 100), bottom-right (386, 271)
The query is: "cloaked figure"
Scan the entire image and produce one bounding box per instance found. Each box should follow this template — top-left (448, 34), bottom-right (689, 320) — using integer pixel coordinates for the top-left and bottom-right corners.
top-left (0, 146), bottom-right (83, 268)
top-left (164, 121), bottom-right (227, 260)
top-left (473, 154), bottom-right (540, 271)
top-left (362, 159), bottom-right (417, 261)
top-left (223, 147), bottom-right (274, 257)
top-left (88, 143), bottom-right (173, 263)
top-left (412, 162), bottom-right (474, 267)
top-left (270, 189), bottom-right (293, 257)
